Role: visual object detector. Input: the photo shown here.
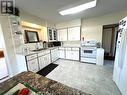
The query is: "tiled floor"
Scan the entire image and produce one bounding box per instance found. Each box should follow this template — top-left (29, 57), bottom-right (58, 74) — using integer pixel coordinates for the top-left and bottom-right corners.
top-left (46, 59), bottom-right (121, 95)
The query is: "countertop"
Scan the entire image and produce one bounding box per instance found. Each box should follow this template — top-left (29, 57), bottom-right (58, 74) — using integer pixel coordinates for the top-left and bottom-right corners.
top-left (0, 71), bottom-right (91, 95)
top-left (24, 46), bottom-right (80, 56)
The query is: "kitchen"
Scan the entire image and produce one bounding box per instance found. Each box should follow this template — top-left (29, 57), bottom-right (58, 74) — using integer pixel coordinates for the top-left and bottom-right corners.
top-left (0, 0), bottom-right (127, 95)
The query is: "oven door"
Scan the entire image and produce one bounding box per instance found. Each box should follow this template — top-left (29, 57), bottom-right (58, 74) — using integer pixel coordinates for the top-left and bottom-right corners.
top-left (81, 47), bottom-right (97, 58)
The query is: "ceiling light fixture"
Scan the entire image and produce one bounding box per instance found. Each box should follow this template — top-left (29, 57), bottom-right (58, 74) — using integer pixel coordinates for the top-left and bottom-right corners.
top-left (59, 0), bottom-right (97, 16)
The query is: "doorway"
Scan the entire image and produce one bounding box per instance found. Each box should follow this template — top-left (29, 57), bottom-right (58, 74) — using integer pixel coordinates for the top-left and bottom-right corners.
top-left (0, 25), bottom-right (9, 80)
top-left (102, 24), bottom-right (119, 60)
top-left (0, 48), bottom-right (9, 80)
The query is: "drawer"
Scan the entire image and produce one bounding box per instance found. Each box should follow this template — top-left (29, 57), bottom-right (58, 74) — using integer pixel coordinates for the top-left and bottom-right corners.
top-left (38, 50), bottom-right (50, 57)
top-left (65, 48), bottom-right (71, 51)
top-left (72, 47), bottom-right (79, 51)
top-left (26, 54), bottom-right (37, 61)
top-left (51, 48), bottom-right (58, 52)
top-left (81, 57), bottom-right (96, 63)
top-left (59, 47), bottom-right (64, 50)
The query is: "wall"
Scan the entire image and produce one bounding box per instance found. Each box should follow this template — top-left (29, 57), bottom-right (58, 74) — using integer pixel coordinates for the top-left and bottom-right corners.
top-left (20, 10), bottom-right (55, 42)
top-left (20, 9), bottom-right (56, 28)
top-left (82, 10), bottom-right (127, 43)
top-left (20, 9), bottom-right (46, 27)
top-left (56, 19), bottom-right (81, 29)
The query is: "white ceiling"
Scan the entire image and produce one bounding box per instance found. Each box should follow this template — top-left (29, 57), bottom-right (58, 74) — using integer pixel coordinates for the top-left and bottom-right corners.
top-left (15, 0), bottom-right (127, 23)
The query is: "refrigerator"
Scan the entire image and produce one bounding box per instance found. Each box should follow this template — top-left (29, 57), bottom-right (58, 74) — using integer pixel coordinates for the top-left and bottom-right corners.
top-left (113, 16), bottom-right (127, 95)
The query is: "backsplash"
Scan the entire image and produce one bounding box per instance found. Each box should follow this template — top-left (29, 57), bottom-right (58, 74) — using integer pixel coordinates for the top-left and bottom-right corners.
top-left (62, 41), bottom-right (80, 47)
top-left (25, 42), bottom-right (44, 50)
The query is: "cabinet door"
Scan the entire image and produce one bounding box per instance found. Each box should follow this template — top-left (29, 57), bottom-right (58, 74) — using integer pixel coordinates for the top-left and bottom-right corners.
top-left (58, 29), bottom-right (67, 41)
top-left (39, 54), bottom-right (51, 70)
top-left (48, 28), bottom-right (57, 42)
top-left (72, 51), bottom-right (79, 61)
top-left (45, 54), bottom-right (51, 66)
top-left (68, 27), bottom-right (80, 41)
top-left (38, 56), bottom-right (45, 70)
top-left (47, 54), bottom-right (51, 64)
top-left (66, 50), bottom-right (72, 60)
top-left (51, 50), bottom-right (58, 62)
top-left (27, 58), bottom-right (39, 72)
top-left (59, 50), bottom-right (65, 59)
top-left (53, 29), bottom-right (57, 41)
top-left (48, 28), bottom-right (53, 41)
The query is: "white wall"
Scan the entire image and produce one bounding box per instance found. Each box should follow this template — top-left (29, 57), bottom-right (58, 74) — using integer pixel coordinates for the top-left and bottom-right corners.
top-left (56, 19), bottom-right (81, 29)
top-left (20, 9), bottom-right (46, 26)
top-left (20, 9), bottom-right (56, 28)
top-left (82, 10), bottom-right (127, 43)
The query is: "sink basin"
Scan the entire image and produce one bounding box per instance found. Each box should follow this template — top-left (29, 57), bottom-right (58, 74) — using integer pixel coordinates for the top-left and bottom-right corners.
top-left (32, 48), bottom-right (47, 52)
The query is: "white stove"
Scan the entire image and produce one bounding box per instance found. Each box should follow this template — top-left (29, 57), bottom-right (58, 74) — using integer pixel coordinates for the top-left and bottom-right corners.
top-left (80, 41), bottom-right (97, 63)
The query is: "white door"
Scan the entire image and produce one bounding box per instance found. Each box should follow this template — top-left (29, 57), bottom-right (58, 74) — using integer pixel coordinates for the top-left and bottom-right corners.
top-left (68, 27), bottom-right (80, 41)
top-left (27, 58), bottom-right (39, 73)
top-left (58, 29), bottom-right (67, 41)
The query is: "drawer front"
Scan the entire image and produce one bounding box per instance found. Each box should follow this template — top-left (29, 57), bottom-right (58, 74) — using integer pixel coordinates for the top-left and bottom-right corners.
top-left (26, 54), bottom-right (37, 61)
top-left (65, 48), bottom-right (71, 51)
top-left (59, 47), bottom-right (64, 50)
top-left (72, 47), bottom-right (79, 51)
top-left (81, 57), bottom-right (96, 63)
top-left (27, 58), bottom-right (39, 72)
top-left (51, 48), bottom-right (58, 52)
top-left (38, 50), bottom-right (50, 57)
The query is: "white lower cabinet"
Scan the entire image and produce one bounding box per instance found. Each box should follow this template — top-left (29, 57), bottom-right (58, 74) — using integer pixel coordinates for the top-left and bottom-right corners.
top-left (66, 50), bottom-right (79, 60)
top-left (27, 58), bottom-right (39, 73)
top-left (26, 47), bottom-right (79, 72)
top-left (51, 48), bottom-right (59, 62)
top-left (59, 50), bottom-right (65, 58)
top-left (38, 54), bottom-right (51, 70)
top-left (72, 51), bottom-right (79, 60)
top-left (66, 50), bottom-right (72, 60)
top-left (58, 47), bottom-right (65, 59)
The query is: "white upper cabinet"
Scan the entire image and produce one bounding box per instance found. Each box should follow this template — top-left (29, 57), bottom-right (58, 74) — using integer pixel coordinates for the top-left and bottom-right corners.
top-left (68, 27), bottom-right (80, 41)
top-left (48, 28), bottom-right (57, 42)
top-left (58, 29), bottom-right (67, 41)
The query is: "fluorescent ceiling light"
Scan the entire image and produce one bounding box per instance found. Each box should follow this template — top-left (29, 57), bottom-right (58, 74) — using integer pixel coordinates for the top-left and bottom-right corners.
top-left (59, 0), bottom-right (97, 15)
